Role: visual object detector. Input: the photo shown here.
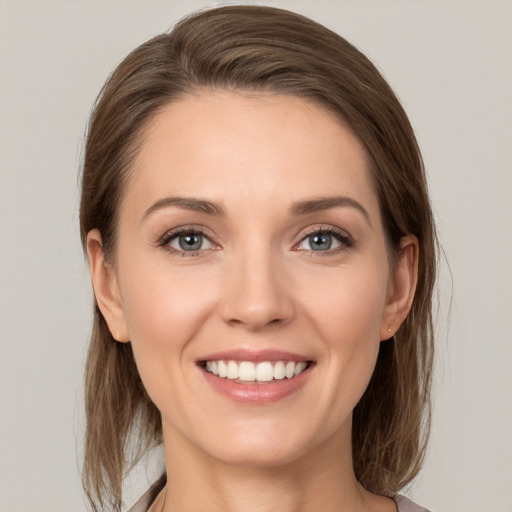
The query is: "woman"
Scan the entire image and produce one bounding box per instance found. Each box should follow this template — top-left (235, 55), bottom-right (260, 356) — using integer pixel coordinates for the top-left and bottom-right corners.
top-left (80, 5), bottom-right (436, 512)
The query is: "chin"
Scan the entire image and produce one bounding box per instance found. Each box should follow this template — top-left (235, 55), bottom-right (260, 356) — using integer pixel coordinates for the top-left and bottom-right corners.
top-left (209, 439), bottom-right (308, 469)
top-left (190, 416), bottom-right (340, 470)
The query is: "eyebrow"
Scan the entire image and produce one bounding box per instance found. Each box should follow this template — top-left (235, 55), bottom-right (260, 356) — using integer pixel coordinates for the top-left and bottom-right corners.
top-left (142, 197), bottom-right (226, 221)
top-left (289, 196), bottom-right (372, 226)
top-left (142, 194), bottom-right (371, 226)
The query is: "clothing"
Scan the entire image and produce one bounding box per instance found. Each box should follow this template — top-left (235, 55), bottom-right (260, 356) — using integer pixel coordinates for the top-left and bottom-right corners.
top-left (395, 494), bottom-right (432, 512)
top-left (127, 475), bottom-right (432, 512)
top-left (127, 475), bottom-right (165, 512)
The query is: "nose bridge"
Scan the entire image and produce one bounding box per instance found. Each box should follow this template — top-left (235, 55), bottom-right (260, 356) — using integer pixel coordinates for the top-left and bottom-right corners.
top-left (221, 240), bottom-right (294, 330)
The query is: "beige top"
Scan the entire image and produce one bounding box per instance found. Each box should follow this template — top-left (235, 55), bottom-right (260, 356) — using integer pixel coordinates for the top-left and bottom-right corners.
top-left (128, 476), bottom-right (432, 512)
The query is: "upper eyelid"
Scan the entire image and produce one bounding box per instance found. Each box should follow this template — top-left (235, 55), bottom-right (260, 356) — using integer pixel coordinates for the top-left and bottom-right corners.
top-left (296, 225), bottom-right (353, 244)
top-left (158, 225), bottom-right (217, 243)
top-left (299, 225), bottom-right (351, 237)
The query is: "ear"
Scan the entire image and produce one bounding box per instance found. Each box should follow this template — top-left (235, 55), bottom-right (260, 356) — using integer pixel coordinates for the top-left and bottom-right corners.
top-left (380, 235), bottom-right (419, 340)
top-left (86, 229), bottom-right (130, 343)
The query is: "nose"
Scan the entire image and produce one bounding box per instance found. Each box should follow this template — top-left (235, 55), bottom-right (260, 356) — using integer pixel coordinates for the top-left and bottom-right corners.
top-left (220, 248), bottom-right (295, 331)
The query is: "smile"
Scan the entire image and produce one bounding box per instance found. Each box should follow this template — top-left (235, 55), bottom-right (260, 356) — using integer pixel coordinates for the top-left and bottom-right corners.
top-left (205, 360), bottom-right (308, 382)
top-left (198, 350), bottom-right (314, 403)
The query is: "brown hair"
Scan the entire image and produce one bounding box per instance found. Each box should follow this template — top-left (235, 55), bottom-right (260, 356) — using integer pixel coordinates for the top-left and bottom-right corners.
top-left (80, 5), bottom-right (437, 511)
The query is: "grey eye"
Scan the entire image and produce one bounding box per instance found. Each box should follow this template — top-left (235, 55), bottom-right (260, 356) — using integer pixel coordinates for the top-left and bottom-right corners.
top-left (308, 232), bottom-right (333, 251)
top-left (179, 233), bottom-right (203, 251)
top-left (296, 230), bottom-right (346, 252)
top-left (169, 232), bottom-right (213, 252)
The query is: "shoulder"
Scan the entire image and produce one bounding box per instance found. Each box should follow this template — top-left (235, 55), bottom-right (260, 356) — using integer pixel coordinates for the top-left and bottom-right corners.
top-left (395, 494), bottom-right (433, 512)
top-left (126, 480), bottom-right (432, 512)
top-left (126, 475), bottom-right (166, 512)
top-left (395, 494), bottom-right (429, 512)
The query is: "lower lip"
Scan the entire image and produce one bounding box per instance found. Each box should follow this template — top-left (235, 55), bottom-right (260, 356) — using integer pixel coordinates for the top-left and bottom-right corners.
top-left (200, 365), bottom-right (312, 404)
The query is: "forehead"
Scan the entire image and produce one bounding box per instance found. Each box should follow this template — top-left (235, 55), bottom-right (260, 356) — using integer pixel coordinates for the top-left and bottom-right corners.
top-left (124, 91), bottom-right (378, 217)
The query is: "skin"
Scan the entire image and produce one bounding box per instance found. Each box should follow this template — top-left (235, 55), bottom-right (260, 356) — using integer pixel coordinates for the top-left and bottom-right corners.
top-left (87, 92), bottom-right (418, 512)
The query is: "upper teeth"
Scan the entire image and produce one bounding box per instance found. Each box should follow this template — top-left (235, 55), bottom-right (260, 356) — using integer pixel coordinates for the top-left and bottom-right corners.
top-left (205, 360), bottom-right (308, 382)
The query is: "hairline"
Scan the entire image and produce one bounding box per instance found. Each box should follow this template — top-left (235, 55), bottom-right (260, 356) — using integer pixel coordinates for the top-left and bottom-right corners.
top-left (109, 86), bottom-right (399, 263)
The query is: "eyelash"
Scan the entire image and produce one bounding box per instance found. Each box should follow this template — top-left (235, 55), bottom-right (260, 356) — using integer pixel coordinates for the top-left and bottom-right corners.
top-left (157, 226), bottom-right (217, 257)
top-left (156, 225), bottom-right (353, 257)
top-left (294, 226), bottom-right (353, 255)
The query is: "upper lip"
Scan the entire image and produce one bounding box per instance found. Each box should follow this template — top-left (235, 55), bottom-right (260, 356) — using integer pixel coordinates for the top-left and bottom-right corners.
top-left (198, 348), bottom-right (312, 363)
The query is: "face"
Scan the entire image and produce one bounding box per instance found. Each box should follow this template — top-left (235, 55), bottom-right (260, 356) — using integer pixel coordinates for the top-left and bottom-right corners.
top-left (89, 91), bottom-right (416, 469)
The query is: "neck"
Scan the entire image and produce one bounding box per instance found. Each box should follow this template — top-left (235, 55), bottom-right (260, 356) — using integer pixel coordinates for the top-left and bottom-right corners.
top-left (161, 423), bottom-right (383, 512)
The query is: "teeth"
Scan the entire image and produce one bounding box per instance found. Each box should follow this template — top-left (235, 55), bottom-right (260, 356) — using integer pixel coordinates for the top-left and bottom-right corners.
top-left (294, 361), bottom-right (307, 376)
top-left (239, 361), bottom-right (255, 381)
top-left (204, 360), bottom-right (309, 382)
top-left (226, 360), bottom-right (238, 379)
top-left (285, 361), bottom-right (295, 379)
top-left (218, 360), bottom-right (227, 378)
top-left (273, 361), bottom-right (285, 380)
top-left (256, 362), bottom-right (273, 382)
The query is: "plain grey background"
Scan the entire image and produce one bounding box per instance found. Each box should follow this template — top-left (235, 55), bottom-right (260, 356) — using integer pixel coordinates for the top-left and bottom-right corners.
top-left (1, 1), bottom-right (511, 511)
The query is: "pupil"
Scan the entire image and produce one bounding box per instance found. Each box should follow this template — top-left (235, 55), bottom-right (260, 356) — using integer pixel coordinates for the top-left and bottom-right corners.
top-left (310, 233), bottom-right (332, 250)
top-left (179, 233), bottom-right (202, 251)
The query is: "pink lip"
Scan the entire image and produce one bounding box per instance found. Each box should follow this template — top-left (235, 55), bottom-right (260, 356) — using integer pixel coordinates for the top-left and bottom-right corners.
top-left (197, 348), bottom-right (311, 363)
top-left (197, 349), bottom-right (314, 404)
top-left (200, 367), bottom-right (312, 404)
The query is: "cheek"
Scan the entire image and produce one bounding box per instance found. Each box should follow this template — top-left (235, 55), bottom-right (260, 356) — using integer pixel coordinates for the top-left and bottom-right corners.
top-left (117, 258), bottom-right (218, 391)
top-left (303, 266), bottom-right (388, 400)
top-left (119, 248), bottom-right (216, 335)
top-left (305, 265), bottom-right (388, 343)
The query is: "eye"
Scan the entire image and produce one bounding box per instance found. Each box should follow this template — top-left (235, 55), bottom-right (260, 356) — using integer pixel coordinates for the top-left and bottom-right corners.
top-left (160, 228), bottom-right (216, 254)
top-left (296, 228), bottom-right (352, 252)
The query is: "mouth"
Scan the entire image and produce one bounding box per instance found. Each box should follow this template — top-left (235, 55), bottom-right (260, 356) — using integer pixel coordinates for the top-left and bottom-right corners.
top-left (200, 359), bottom-right (311, 383)
top-left (197, 350), bottom-right (315, 403)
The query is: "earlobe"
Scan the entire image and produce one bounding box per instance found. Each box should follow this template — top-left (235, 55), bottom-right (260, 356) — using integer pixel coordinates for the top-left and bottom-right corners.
top-left (86, 229), bottom-right (130, 343)
top-left (380, 235), bottom-right (419, 340)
